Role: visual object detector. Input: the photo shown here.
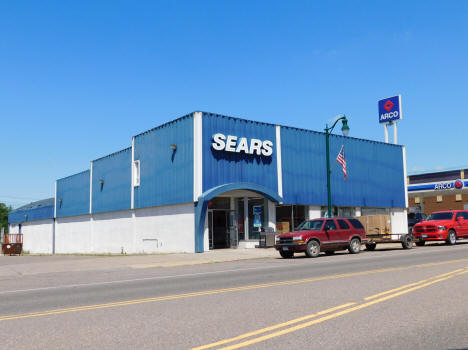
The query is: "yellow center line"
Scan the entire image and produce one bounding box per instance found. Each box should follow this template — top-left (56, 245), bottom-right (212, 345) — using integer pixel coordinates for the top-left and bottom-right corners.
top-left (191, 302), bottom-right (356, 350)
top-left (196, 268), bottom-right (468, 350)
top-left (364, 268), bottom-right (465, 300)
top-left (1, 258), bottom-right (467, 322)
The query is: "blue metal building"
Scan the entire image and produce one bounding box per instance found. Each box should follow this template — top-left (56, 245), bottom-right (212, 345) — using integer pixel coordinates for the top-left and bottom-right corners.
top-left (9, 111), bottom-right (407, 254)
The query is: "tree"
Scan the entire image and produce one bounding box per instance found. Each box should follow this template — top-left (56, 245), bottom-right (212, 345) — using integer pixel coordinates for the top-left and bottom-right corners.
top-left (0, 203), bottom-right (12, 234)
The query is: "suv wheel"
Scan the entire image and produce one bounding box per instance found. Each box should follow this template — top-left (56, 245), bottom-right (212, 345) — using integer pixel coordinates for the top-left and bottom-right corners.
top-left (279, 250), bottom-right (294, 259)
top-left (348, 237), bottom-right (361, 254)
top-left (446, 230), bottom-right (457, 245)
top-left (305, 240), bottom-right (320, 258)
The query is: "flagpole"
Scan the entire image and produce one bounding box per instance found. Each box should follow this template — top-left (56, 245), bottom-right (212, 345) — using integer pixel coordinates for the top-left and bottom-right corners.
top-left (324, 115), bottom-right (350, 218)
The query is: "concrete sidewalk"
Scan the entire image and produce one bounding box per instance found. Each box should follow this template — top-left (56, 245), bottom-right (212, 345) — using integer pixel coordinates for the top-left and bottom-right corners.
top-left (0, 248), bottom-right (279, 277)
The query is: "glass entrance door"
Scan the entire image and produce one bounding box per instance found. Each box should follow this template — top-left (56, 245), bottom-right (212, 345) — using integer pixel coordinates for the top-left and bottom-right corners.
top-left (208, 209), bottom-right (237, 249)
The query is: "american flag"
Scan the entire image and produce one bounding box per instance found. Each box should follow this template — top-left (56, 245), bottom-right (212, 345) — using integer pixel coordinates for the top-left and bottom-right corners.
top-left (336, 145), bottom-right (347, 180)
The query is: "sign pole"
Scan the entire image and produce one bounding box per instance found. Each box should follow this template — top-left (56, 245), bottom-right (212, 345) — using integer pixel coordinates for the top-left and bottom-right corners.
top-left (393, 121), bottom-right (398, 144)
top-left (384, 123), bottom-right (389, 143)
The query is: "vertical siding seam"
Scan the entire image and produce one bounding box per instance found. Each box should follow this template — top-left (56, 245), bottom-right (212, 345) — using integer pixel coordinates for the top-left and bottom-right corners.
top-left (193, 112), bottom-right (203, 201)
top-left (402, 146), bottom-right (408, 208)
top-left (276, 125), bottom-right (283, 199)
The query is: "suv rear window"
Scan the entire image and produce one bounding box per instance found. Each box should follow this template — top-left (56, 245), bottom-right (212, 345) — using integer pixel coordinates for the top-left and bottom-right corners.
top-left (348, 218), bottom-right (364, 229)
top-left (337, 219), bottom-right (350, 229)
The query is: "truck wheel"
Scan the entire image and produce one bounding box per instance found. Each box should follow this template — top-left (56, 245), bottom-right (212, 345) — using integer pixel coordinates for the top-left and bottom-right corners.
top-left (365, 243), bottom-right (376, 251)
top-left (305, 240), bottom-right (320, 258)
top-left (446, 230), bottom-right (457, 245)
top-left (415, 241), bottom-right (426, 246)
top-left (401, 235), bottom-right (413, 249)
top-left (348, 238), bottom-right (361, 254)
top-left (279, 250), bottom-right (294, 259)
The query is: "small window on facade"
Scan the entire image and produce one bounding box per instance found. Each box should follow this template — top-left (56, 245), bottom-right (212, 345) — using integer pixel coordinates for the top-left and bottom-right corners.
top-left (456, 194), bottom-right (462, 202)
top-left (133, 160), bottom-right (140, 187)
top-left (337, 219), bottom-right (350, 229)
top-left (414, 197), bottom-right (420, 204)
top-left (436, 195), bottom-right (443, 202)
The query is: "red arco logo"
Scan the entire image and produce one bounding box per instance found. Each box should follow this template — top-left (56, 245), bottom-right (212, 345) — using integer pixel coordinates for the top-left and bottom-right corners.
top-left (384, 100), bottom-right (394, 111)
top-left (455, 180), bottom-right (463, 189)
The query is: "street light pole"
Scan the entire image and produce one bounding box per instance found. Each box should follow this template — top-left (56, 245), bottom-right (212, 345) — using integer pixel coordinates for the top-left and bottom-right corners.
top-left (324, 115), bottom-right (350, 218)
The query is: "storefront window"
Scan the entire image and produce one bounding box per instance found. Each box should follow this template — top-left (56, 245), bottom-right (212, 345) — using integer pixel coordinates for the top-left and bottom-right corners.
top-left (237, 199), bottom-right (245, 241)
top-left (276, 205), bottom-right (306, 233)
top-left (248, 198), bottom-right (264, 239)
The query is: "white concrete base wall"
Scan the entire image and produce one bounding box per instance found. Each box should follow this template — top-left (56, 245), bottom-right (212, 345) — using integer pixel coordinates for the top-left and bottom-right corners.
top-left (133, 203), bottom-right (195, 253)
top-left (92, 211), bottom-right (134, 254)
top-left (16, 203), bottom-right (195, 254)
top-left (21, 219), bottom-right (54, 254)
top-left (56, 215), bottom-right (92, 254)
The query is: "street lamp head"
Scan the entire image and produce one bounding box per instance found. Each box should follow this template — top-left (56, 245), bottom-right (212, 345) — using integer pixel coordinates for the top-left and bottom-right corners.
top-left (341, 117), bottom-right (350, 137)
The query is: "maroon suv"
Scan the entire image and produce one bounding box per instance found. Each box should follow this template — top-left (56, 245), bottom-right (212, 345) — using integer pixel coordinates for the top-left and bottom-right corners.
top-left (274, 218), bottom-right (367, 258)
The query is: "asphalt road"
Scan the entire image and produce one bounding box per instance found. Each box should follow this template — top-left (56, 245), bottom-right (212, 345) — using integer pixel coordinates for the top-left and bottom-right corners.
top-left (1, 243), bottom-right (468, 350)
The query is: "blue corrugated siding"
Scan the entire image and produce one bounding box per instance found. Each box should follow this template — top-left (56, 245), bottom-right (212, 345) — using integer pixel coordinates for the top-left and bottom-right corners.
top-left (92, 148), bottom-right (131, 214)
top-left (281, 127), bottom-right (405, 208)
top-left (56, 170), bottom-right (90, 217)
top-left (9, 205), bottom-right (54, 223)
top-left (134, 115), bottom-right (194, 208)
top-left (202, 113), bottom-right (278, 193)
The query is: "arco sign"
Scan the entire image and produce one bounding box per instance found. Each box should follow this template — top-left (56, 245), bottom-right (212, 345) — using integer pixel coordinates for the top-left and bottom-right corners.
top-left (378, 95), bottom-right (402, 124)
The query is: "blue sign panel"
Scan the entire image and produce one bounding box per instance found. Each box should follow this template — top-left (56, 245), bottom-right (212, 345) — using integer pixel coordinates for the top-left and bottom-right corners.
top-left (378, 95), bottom-right (402, 124)
top-left (408, 180), bottom-right (467, 192)
top-left (253, 205), bottom-right (262, 228)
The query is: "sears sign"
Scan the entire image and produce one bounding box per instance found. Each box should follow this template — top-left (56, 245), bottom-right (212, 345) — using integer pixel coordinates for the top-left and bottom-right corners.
top-left (378, 95), bottom-right (402, 124)
top-left (212, 133), bottom-right (273, 156)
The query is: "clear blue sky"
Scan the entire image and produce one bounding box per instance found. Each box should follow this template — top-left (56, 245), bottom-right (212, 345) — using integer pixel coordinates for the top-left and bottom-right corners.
top-left (1, 1), bottom-right (467, 208)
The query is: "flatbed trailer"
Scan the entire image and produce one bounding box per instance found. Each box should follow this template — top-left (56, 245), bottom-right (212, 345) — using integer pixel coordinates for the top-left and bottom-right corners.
top-left (365, 232), bottom-right (413, 250)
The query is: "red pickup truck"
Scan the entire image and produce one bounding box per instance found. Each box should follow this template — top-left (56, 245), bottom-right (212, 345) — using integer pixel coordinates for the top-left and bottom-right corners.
top-left (274, 218), bottom-right (367, 258)
top-left (413, 210), bottom-right (468, 246)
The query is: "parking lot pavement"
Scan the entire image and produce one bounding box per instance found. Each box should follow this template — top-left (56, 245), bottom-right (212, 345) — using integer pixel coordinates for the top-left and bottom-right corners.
top-left (0, 248), bottom-right (279, 277)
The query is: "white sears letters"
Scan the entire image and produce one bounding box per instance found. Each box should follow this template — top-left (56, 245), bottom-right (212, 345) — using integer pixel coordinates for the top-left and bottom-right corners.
top-left (212, 133), bottom-right (273, 156)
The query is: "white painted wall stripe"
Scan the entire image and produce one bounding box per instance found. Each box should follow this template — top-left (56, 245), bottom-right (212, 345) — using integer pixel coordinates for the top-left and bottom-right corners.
top-left (54, 180), bottom-right (57, 218)
top-left (89, 161), bottom-right (93, 214)
top-left (275, 125), bottom-right (283, 199)
top-left (193, 111), bottom-right (203, 202)
top-left (131, 136), bottom-right (135, 210)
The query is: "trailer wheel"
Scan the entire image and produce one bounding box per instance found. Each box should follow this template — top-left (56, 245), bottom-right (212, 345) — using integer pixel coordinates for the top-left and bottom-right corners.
top-left (401, 235), bottom-right (413, 249)
top-left (365, 243), bottom-right (376, 251)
